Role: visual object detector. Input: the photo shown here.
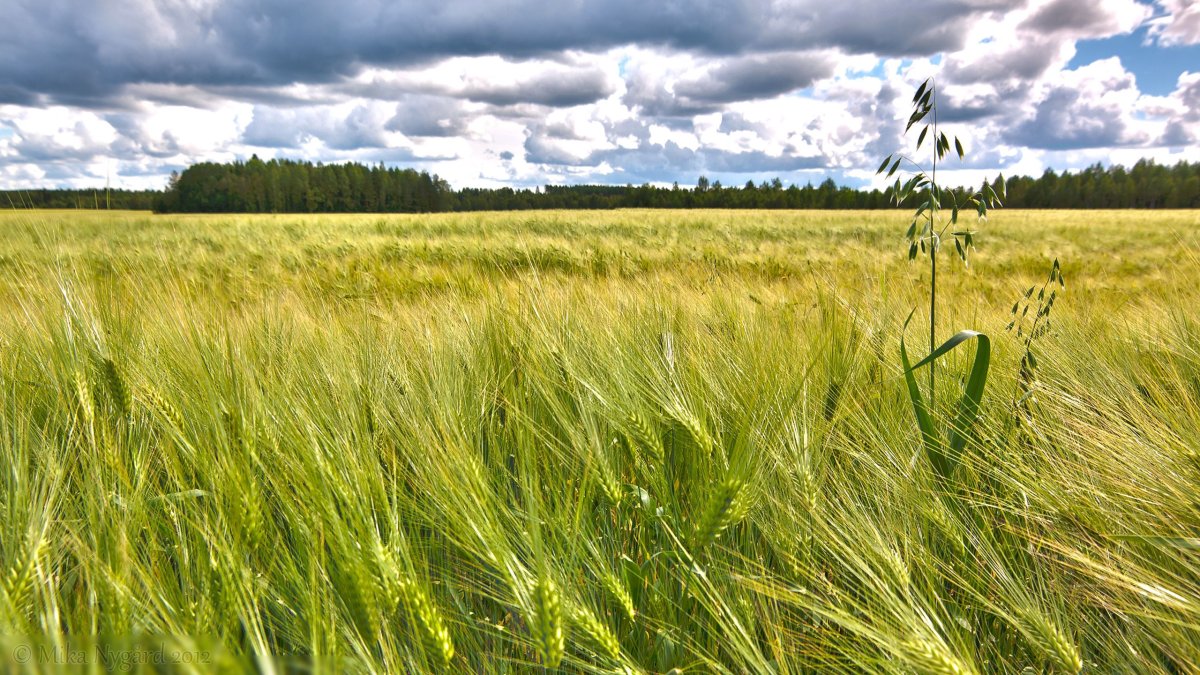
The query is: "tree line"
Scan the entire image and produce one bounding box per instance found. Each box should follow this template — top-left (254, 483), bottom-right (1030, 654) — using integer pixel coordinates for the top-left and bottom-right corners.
top-left (1, 188), bottom-right (159, 210)
top-left (3, 157), bottom-right (1199, 212)
top-left (154, 157), bottom-right (454, 213)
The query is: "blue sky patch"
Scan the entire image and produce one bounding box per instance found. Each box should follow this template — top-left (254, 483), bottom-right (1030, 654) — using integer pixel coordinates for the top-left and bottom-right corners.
top-left (1069, 27), bottom-right (1200, 96)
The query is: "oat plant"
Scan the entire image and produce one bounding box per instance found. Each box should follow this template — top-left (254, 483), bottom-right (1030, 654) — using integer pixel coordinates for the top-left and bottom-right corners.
top-left (1008, 258), bottom-right (1065, 422)
top-left (878, 78), bottom-right (1004, 484)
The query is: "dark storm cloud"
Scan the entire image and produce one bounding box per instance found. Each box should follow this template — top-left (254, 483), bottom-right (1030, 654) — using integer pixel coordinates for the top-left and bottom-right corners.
top-left (590, 144), bottom-right (828, 185)
top-left (0, 85), bottom-right (38, 106)
top-left (342, 60), bottom-right (615, 108)
top-left (524, 127), bottom-right (828, 177)
top-left (757, 0), bottom-right (1015, 56)
top-left (385, 96), bottom-right (468, 138)
top-left (1009, 86), bottom-right (1133, 149)
top-left (2, 0), bottom-right (1011, 106)
top-left (1161, 120), bottom-right (1193, 146)
top-left (542, 121), bottom-right (590, 141)
top-left (935, 80), bottom-right (1034, 123)
top-left (622, 72), bottom-right (721, 118)
top-left (604, 119), bottom-right (653, 145)
top-left (103, 112), bottom-right (185, 158)
top-left (853, 81), bottom-right (906, 162)
top-left (209, 0), bottom-right (761, 78)
top-left (718, 112), bottom-right (762, 133)
top-left (208, 85), bottom-right (340, 108)
top-left (674, 53), bottom-right (834, 104)
top-left (454, 68), bottom-right (615, 107)
top-left (943, 38), bottom-right (1065, 84)
top-left (1159, 74), bottom-right (1200, 145)
top-left (1175, 75), bottom-right (1200, 121)
top-left (622, 52), bottom-right (833, 119)
top-left (1020, 0), bottom-right (1124, 34)
top-left (0, 0), bottom-right (259, 106)
top-left (593, 143), bottom-right (706, 176)
top-left (4, 140), bottom-right (95, 164)
top-left (327, 106), bottom-right (390, 149)
top-left (937, 97), bottom-right (1003, 122)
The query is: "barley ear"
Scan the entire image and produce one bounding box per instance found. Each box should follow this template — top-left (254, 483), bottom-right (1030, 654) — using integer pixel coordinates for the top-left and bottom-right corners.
top-left (100, 357), bottom-right (131, 419)
top-left (798, 463), bottom-right (819, 512)
top-left (240, 479), bottom-right (264, 552)
top-left (74, 368), bottom-right (95, 431)
top-left (1018, 609), bottom-right (1082, 674)
top-left (692, 477), bottom-right (750, 550)
top-left (595, 448), bottom-right (623, 506)
top-left (570, 602), bottom-right (620, 660)
top-left (903, 639), bottom-right (976, 675)
top-left (337, 554), bottom-right (379, 638)
top-left (599, 569), bottom-right (636, 621)
top-left (531, 576), bottom-right (565, 668)
top-left (626, 412), bottom-right (663, 461)
top-left (672, 407), bottom-right (715, 452)
top-left (400, 579), bottom-right (455, 666)
top-left (141, 384), bottom-right (184, 433)
top-left (4, 535), bottom-right (47, 620)
top-left (377, 543), bottom-right (455, 667)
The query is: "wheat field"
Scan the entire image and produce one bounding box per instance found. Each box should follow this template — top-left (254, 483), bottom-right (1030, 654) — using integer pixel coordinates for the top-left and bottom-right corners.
top-left (1, 208), bottom-right (1199, 673)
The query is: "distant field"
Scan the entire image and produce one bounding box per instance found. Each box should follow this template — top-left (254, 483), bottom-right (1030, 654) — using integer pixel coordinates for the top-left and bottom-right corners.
top-left (1, 209), bottom-right (1196, 305)
top-left (2, 208), bottom-right (1200, 672)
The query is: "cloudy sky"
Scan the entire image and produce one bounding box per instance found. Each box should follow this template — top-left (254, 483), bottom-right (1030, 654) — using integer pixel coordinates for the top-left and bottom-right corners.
top-left (2, 0), bottom-right (1198, 191)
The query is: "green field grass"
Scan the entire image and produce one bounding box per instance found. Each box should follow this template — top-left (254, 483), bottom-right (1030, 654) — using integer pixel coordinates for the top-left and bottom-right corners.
top-left (2, 208), bottom-right (1200, 673)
